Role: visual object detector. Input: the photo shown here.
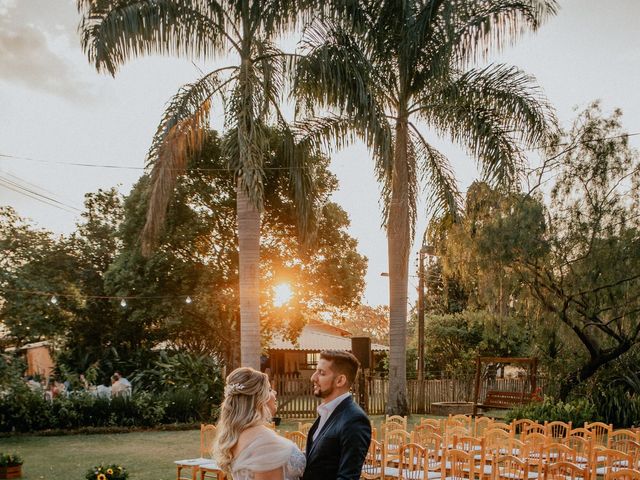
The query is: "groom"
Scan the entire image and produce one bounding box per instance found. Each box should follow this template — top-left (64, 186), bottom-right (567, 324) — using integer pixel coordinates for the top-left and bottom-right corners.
top-left (303, 350), bottom-right (371, 480)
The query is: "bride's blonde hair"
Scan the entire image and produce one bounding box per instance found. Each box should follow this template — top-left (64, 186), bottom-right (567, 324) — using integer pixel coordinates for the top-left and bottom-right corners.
top-left (213, 367), bottom-right (273, 472)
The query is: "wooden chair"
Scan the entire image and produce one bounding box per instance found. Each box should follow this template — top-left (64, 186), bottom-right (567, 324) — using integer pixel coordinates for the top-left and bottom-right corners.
top-left (484, 429), bottom-right (512, 456)
top-left (425, 435), bottom-right (445, 480)
top-left (198, 463), bottom-right (226, 480)
top-left (604, 469), bottom-right (640, 480)
top-left (361, 439), bottom-right (385, 480)
top-left (284, 431), bottom-right (307, 451)
top-left (175, 424), bottom-right (217, 480)
top-left (446, 416), bottom-right (471, 432)
top-left (449, 414), bottom-right (473, 430)
top-left (490, 422), bottom-right (513, 436)
top-left (422, 417), bottom-right (444, 433)
top-left (443, 449), bottom-right (476, 480)
top-left (564, 434), bottom-right (593, 466)
top-left (475, 417), bottom-right (495, 437)
top-left (543, 462), bottom-right (589, 480)
top-left (543, 442), bottom-right (577, 465)
top-left (592, 448), bottom-right (633, 480)
top-left (545, 421), bottom-right (572, 441)
top-left (413, 424), bottom-right (440, 445)
top-left (384, 428), bottom-right (412, 468)
top-left (445, 426), bottom-right (472, 448)
top-left (585, 422), bottom-right (613, 446)
top-left (297, 422), bottom-right (313, 436)
top-left (491, 455), bottom-right (530, 480)
top-left (452, 435), bottom-right (488, 478)
top-left (397, 443), bottom-right (429, 480)
top-left (523, 423), bottom-right (546, 437)
top-left (609, 439), bottom-right (640, 464)
top-left (385, 415), bottom-right (409, 431)
top-left (511, 419), bottom-right (537, 436)
top-left (609, 431), bottom-right (640, 449)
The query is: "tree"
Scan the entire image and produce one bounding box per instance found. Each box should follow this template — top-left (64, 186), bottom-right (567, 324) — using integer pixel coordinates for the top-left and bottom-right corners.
top-left (296, 0), bottom-right (557, 413)
top-left (77, 0), bottom-right (321, 368)
top-left (0, 207), bottom-right (77, 346)
top-left (61, 129), bottom-right (366, 371)
top-left (439, 103), bottom-right (640, 399)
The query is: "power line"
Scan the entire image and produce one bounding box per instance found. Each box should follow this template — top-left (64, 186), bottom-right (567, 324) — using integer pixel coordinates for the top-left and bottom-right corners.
top-left (0, 153), bottom-right (308, 172)
top-left (0, 174), bottom-right (81, 213)
top-left (1, 131), bottom-right (639, 172)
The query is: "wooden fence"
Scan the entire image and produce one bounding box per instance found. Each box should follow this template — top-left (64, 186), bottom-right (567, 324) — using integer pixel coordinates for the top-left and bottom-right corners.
top-left (272, 374), bottom-right (545, 418)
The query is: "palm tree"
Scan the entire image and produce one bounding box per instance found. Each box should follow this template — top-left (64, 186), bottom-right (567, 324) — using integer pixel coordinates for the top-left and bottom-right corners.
top-left (296, 0), bottom-right (558, 413)
top-left (77, 0), bottom-right (318, 369)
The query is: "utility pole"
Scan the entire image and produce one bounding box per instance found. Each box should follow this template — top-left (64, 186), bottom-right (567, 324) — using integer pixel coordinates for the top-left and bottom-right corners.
top-left (417, 247), bottom-right (426, 382)
top-left (417, 244), bottom-right (435, 382)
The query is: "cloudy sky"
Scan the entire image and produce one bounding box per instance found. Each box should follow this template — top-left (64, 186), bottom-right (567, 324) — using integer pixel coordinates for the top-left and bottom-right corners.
top-left (1, 0), bottom-right (639, 306)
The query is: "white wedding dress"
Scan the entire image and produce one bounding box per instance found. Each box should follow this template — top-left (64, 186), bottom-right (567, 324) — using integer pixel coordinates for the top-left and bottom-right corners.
top-left (231, 429), bottom-right (306, 480)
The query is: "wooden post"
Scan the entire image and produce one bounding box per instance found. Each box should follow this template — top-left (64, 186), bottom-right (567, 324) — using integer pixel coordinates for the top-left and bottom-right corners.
top-left (472, 357), bottom-right (482, 416)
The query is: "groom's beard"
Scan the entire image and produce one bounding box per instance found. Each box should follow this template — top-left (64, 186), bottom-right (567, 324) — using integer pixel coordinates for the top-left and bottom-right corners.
top-left (313, 383), bottom-right (334, 399)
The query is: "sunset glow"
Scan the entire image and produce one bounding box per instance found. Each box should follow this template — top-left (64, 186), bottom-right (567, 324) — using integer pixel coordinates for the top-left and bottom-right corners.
top-left (273, 283), bottom-right (293, 307)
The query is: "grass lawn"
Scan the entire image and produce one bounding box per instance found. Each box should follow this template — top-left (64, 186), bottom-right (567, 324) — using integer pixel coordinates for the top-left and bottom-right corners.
top-left (1, 414), bottom-right (474, 480)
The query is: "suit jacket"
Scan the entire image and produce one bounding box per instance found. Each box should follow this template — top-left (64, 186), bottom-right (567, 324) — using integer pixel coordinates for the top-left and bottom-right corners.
top-left (303, 396), bottom-right (371, 480)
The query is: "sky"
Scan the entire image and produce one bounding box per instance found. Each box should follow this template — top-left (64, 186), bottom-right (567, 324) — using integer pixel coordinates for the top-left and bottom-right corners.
top-left (1, 0), bottom-right (639, 307)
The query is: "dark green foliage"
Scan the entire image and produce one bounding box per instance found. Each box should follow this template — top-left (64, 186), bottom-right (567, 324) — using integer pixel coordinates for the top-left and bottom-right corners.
top-left (0, 453), bottom-right (23, 467)
top-left (419, 310), bottom-right (530, 378)
top-left (0, 389), bottom-right (214, 433)
top-left (506, 396), bottom-right (599, 427)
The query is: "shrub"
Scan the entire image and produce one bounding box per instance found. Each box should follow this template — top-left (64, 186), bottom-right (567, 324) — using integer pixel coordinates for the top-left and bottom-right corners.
top-left (0, 453), bottom-right (23, 467)
top-left (506, 395), bottom-right (599, 426)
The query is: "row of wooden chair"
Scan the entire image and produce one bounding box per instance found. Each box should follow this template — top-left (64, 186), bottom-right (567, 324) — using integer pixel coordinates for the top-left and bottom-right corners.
top-left (375, 426), bottom-right (640, 480)
top-left (362, 440), bottom-right (640, 480)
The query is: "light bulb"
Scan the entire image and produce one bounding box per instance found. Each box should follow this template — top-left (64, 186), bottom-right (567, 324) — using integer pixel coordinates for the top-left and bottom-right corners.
top-left (50, 295), bottom-right (58, 305)
top-left (120, 298), bottom-right (127, 308)
top-left (185, 296), bottom-right (192, 304)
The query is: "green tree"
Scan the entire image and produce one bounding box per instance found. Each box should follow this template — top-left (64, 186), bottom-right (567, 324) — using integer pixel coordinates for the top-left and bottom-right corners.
top-left (438, 103), bottom-right (640, 399)
top-left (0, 207), bottom-right (80, 346)
top-left (77, 0), bottom-right (323, 369)
top-left (296, 0), bottom-right (557, 413)
top-left (60, 129), bottom-right (366, 371)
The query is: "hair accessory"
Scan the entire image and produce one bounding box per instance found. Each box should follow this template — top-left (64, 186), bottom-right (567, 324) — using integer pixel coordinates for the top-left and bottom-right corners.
top-left (224, 382), bottom-right (246, 396)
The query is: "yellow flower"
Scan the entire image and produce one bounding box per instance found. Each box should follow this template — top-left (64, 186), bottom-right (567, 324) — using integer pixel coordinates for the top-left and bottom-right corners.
top-left (107, 469), bottom-right (113, 475)
top-left (98, 474), bottom-right (107, 480)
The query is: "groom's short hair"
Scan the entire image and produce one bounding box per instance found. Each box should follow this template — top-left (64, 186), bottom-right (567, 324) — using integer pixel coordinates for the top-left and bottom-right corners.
top-left (320, 350), bottom-right (360, 386)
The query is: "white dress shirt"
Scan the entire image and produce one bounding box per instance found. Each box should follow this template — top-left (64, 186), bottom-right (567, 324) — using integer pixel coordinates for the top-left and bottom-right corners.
top-left (312, 391), bottom-right (351, 441)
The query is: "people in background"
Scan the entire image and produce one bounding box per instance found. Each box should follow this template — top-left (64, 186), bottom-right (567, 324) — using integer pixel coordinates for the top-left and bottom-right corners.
top-left (111, 372), bottom-right (132, 398)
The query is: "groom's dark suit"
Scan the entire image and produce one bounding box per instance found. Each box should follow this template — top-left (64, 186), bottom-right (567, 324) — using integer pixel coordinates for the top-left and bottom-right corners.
top-left (303, 395), bottom-right (371, 480)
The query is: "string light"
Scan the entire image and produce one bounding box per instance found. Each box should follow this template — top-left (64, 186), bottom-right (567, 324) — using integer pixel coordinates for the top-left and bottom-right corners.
top-left (120, 298), bottom-right (127, 308)
top-left (1, 287), bottom-right (196, 303)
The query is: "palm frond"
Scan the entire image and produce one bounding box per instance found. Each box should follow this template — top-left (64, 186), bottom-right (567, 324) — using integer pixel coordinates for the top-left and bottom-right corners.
top-left (409, 123), bottom-right (462, 221)
top-left (296, 21), bottom-right (394, 177)
top-left (141, 70), bottom-right (230, 254)
top-left (443, 0), bottom-right (559, 65)
top-left (223, 84), bottom-right (269, 209)
top-left (420, 63), bottom-right (556, 189)
top-left (77, 0), bottom-right (227, 75)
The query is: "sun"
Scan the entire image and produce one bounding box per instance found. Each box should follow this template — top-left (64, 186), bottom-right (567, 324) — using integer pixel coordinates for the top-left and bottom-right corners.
top-left (273, 283), bottom-right (293, 307)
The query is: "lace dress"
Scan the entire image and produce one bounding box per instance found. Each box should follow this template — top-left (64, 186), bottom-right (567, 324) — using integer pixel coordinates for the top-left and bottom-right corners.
top-left (231, 429), bottom-right (306, 480)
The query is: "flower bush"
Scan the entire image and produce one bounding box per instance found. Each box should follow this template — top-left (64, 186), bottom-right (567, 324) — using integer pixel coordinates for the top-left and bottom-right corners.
top-left (0, 453), bottom-right (23, 467)
top-left (85, 464), bottom-right (129, 480)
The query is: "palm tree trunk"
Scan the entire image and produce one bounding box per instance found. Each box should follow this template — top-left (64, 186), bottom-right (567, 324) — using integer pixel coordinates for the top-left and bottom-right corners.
top-left (237, 178), bottom-right (261, 370)
top-left (386, 115), bottom-right (410, 415)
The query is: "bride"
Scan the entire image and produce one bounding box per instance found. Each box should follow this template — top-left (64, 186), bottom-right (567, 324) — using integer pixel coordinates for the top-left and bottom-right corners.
top-left (213, 367), bottom-right (306, 480)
